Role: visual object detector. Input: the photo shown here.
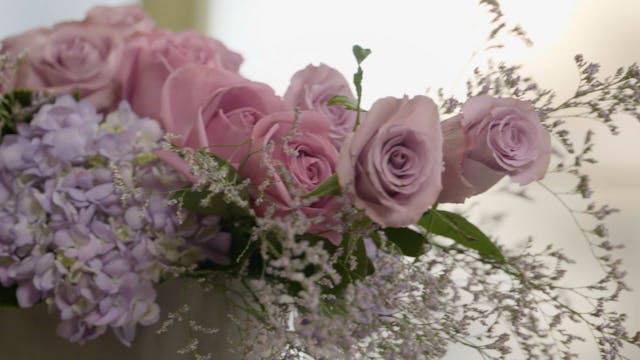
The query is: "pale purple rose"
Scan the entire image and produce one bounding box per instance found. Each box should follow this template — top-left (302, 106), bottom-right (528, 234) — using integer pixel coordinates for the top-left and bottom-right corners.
top-left (337, 96), bottom-right (443, 227)
top-left (438, 95), bottom-right (552, 203)
top-left (284, 64), bottom-right (356, 149)
top-left (1, 23), bottom-right (124, 110)
top-left (119, 31), bottom-right (243, 121)
top-left (83, 5), bottom-right (155, 37)
top-left (159, 64), bottom-right (286, 168)
top-left (242, 110), bottom-right (343, 244)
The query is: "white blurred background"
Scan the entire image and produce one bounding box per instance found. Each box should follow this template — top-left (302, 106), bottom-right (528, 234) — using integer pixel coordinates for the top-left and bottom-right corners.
top-left (0, 1), bottom-right (638, 359)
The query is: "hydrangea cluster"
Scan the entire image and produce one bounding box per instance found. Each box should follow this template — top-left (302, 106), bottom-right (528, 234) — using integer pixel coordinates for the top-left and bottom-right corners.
top-left (0, 96), bottom-right (226, 345)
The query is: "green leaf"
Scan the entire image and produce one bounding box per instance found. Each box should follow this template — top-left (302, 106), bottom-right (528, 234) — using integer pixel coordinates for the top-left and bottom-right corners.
top-left (172, 150), bottom-right (261, 275)
top-left (4, 89), bottom-right (35, 107)
top-left (327, 95), bottom-right (359, 111)
top-left (193, 215), bottom-right (258, 274)
top-left (383, 227), bottom-right (426, 257)
top-left (301, 174), bottom-right (341, 199)
top-left (0, 90), bottom-right (32, 139)
top-left (173, 151), bottom-right (250, 218)
top-left (354, 236), bottom-right (374, 278)
top-left (325, 233), bottom-right (375, 295)
top-left (351, 45), bottom-right (371, 130)
top-left (370, 230), bottom-right (383, 249)
top-left (297, 233), bottom-right (338, 252)
top-left (353, 69), bottom-right (363, 103)
top-left (198, 151), bottom-right (244, 184)
top-left (319, 299), bottom-right (348, 318)
top-left (419, 209), bottom-right (505, 263)
top-left (352, 45), bottom-right (372, 65)
top-left (0, 90), bottom-right (55, 142)
top-left (175, 188), bottom-right (250, 218)
top-left (0, 286), bottom-right (18, 308)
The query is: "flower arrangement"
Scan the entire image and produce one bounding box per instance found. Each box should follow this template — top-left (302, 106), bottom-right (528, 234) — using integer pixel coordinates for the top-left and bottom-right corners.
top-left (0, 4), bottom-right (639, 359)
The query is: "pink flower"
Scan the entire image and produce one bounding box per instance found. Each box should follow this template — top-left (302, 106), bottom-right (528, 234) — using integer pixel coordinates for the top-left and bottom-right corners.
top-left (160, 64), bottom-right (286, 168)
top-left (242, 110), bottom-right (342, 244)
top-left (284, 64), bottom-right (356, 149)
top-left (337, 96), bottom-right (443, 227)
top-left (83, 5), bottom-right (155, 37)
top-left (438, 95), bottom-right (551, 203)
top-left (1, 23), bottom-right (124, 109)
top-left (120, 31), bottom-right (243, 121)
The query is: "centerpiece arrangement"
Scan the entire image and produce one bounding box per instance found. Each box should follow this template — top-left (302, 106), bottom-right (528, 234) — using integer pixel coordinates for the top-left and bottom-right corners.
top-left (0, 4), bottom-right (638, 359)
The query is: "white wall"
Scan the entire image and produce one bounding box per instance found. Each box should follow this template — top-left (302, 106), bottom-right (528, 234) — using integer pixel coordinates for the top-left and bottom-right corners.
top-left (0, 0), bottom-right (137, 38)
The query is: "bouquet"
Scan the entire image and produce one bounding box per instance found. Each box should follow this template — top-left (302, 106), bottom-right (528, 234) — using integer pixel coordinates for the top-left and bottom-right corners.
top-left (0, 4), bottom-right (638, 359)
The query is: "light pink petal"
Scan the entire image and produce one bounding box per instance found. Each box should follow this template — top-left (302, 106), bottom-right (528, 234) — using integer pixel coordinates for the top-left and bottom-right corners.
top-left (460, 95), bottom-right (497, 128)
top-left (160, 65), bottom-right (229, 141)
top-left (461, 158), bottom-right (506, 195)
top-left (438, 115), bottom-right (477, 203)
top-left (284, 63), bottom-right (353, 109)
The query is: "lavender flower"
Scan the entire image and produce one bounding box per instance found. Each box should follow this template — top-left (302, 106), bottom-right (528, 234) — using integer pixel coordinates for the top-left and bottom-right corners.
top-left (0, 96), bottom-right (227, 345)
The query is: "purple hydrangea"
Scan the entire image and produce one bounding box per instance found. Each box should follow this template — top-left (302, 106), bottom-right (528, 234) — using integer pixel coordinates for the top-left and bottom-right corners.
top-left (0, 96), bottom-right (229, 345)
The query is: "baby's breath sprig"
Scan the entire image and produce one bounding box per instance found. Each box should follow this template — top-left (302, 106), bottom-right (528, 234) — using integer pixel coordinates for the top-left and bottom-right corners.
top-left (0, 48), bottom-right (23, 89)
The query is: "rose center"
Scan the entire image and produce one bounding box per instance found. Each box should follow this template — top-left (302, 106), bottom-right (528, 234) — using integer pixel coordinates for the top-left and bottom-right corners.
top-left (289, 145), bottom-right (331, 190)
top-left (44, 34), bottom-right (110, 83)
top-left (389, 148), bottom-right (409, 170)
top-left (488, 115), bottom-right (538, 170)
top-left (373, 127), bottom-right (427, 198)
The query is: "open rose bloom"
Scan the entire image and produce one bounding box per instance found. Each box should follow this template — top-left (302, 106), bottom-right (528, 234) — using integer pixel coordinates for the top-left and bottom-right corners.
top-left (284, 64), bottom-right (357, 149)
top-left (439, 95), bottom-right (551, 203)
top-left (1, 23), bottom-right (125, 110)
top-left (337, 96), bottom-right (444, 227)
top-left (242, 110), bottom-right (343, 243)
top-left (0, 5), bottom-right (157, 110)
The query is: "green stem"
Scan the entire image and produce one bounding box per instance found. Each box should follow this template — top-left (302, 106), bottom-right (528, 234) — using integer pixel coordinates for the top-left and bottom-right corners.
top-left (354, 87), bottom-right (363, 130)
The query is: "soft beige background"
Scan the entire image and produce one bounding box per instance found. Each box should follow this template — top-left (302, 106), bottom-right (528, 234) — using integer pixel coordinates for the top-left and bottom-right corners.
top-left (0, 0), bottom-right (638, 359)
top-left (0, 280), bottom-right (236, 359)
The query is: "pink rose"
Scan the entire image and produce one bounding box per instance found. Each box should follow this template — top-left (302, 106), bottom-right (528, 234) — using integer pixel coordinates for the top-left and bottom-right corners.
top-left (242, 110), bottom-right (342, 244)
top-left (337, 96), bottom-right (443, 227)
top-left (83, 5), bottom-right (155, 37)
top-left (159, 65), bottom-right (286, 168)
top-left (1, 23), bottom-right (124, 109)
top-left (438, 95), bottom-right (552, 203)
top-left (120, 31), bottom-right (243, 121)
top-left (284, 64), bottom-right (356, 149)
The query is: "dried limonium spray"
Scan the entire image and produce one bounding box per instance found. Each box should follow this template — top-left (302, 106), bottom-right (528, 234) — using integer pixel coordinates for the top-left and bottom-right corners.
top-left (431, 54), bottom-right (640, 359)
